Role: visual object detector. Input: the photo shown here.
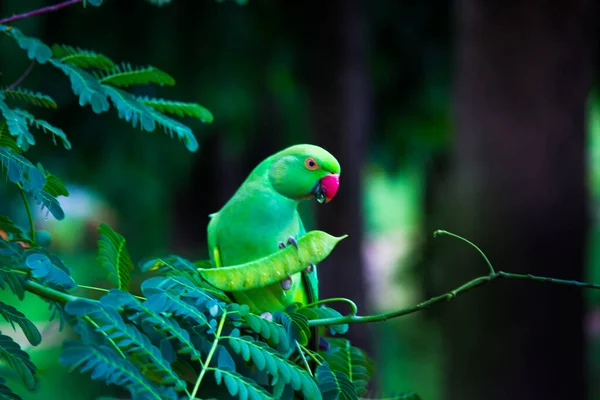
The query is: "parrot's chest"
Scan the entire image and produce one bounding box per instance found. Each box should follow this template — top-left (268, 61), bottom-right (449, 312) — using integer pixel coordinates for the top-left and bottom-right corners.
top-left (216, 201), bottom-right (301, 266)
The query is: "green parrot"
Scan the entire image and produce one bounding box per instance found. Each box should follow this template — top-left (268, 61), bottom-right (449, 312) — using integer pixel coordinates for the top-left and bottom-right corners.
top-left (207, 144), bottom-right (341, 317)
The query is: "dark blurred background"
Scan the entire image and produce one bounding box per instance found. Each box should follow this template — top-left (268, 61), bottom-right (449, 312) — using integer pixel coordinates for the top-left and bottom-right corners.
top-left (1, 0), bottom-right (600, 399)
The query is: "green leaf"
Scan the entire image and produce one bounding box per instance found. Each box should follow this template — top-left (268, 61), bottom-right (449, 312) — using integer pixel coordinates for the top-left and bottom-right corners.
top-left (51, 60), bottom-right (110, 114)
top-left (324, 338), bottom-right (374, 396)
top-left (0, 331), bottom-right (36, 389)
top-left (38, 165), bottom-right (69, 197)
top-left (232, 306), bottom-right (290, 353)
top-left (13, 108), bottom-right (71, 150)
top-left (0, 302), bottom-right (41, 346)
top-left (0, 376), bottom-right (22, 400)
top-left (3, 88), bottom-right (57, 109)
top-left (0, 147), bottom-right (46, 191)
top-left (273, 310), bottom-right (310, 347)
top-left (0, 95), bottom-right (35, 151)
top-left (0, 122), bottom-right (21, 153)
top-left (51, 44), bottom-right (115, 70)
top-left (101, 86), bottom-right (199, 152)
top-left (60, 340), bottom-right (178, 400)
top-left (97, 222), bottom-right (134, 292)
top-left (0, 240), bottom-right (27, 299)
top-left (97, 64), bottom-right (175, 88)
top-left (0, 216), bottom-right (24, 237)
top-left (212, 367), bottom-right (276, 400)
top-left (65, 300), bottom-right (186, 391)
top-left (3, 26), bottom-right (52, 64)
top-left (136, 97), bottom-right (214, 123)
top-left (316, 362), bottom-right (357, 400)
top-left (226, 331), bottom-right (321, 400)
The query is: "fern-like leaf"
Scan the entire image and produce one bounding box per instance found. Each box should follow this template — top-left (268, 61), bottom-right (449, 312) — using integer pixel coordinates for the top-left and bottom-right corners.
top-left (324, 338), bottom-right (374, 396)
top-left (37, 165), bottom-right (69, 197)
top-left (0, 376), bottom-right (21, 400)
top-left (213, 366), bottom-right (276, 400)
top-left (0, 240), bottom-right (27, 299)
top-left (97, 222), bottom-right (134, 292)
top-left (25, 250), bottom-right (76, 290)
top-left (0, 147), bottom-right (45, 191)
top-left (0, 331), bottom-right (36, 389)
top-left (228, 304), bottom-right (290, 353)
top-left (100, 289), bottom-right (202, 360)
top-left (60, 340), bottom-right (178, 400)
top-left (65, 299), bottom-right (186, 391)
top-left (273, 310), bottom-right (311, 347)
top-left (0, 122), bottom-right (20, 153)
top-left (142, 290), bottom-right (211, 330)
top-left (2, 88), bottom-right (57, 109)
top-left (0, 95), bottom-right (34, 151)
top-left (226, 329), bottom-right (321, 400)
top-left (141, 275), bottom-right (230, 308)
top-left (0, 302), bottom-right (41, 346)
top-left (51, 44), bottom-right (116, 70)
top-left (1, 25), bottom-right (52, 64)
top-left (316, 362), bottom-right (357, 400)
top-left (12, 108), bottom-right (71, 150)
top-left (101, 86), bottom-right (198, 152)
top-left (136, 97), bottom-right (213, 123)
top-left (51, 60), bottom-right (110, 114)
top-left (97, 64), bottom-right (175, 87)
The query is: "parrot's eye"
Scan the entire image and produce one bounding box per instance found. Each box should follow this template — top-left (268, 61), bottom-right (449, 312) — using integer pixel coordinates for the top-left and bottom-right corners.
top-left (305, 158), bottom-right (318, 170)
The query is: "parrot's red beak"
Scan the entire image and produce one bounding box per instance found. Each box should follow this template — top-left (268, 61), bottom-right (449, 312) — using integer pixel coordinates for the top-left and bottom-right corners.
top-left (319, 173), bottom-right (339, 203)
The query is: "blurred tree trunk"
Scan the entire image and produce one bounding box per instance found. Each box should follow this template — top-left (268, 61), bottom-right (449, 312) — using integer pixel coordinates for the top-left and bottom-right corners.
top-left (426, 1), bottom-right (597, 399)
top-left (288, 0), bottom-right (372, 352)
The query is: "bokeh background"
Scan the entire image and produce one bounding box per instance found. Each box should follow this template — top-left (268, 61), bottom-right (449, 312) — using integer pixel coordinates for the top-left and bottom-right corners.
top-left (1, 0), bottom-right (599, 399)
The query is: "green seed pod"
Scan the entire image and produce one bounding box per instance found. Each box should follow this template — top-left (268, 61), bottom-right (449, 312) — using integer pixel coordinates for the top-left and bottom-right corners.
top-left (197, 230), bottom-right (348, 292)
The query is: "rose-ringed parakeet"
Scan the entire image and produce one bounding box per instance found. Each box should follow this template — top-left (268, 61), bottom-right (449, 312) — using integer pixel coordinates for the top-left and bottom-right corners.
top-left (207, 144), bottom-right (340, 320)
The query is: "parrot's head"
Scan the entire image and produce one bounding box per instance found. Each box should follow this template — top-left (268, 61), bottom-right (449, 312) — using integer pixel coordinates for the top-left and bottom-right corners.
top-left (268, 144), bottom-right (341, 204)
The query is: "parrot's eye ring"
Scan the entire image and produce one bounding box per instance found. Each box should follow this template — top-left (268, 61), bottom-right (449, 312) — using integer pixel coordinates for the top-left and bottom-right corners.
top-left (305, 158), bottom-right (318, 170)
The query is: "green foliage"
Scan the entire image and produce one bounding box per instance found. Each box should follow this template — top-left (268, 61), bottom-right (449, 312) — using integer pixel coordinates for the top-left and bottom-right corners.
top-left (323, 338), bottom-right (374, 396)
top-left (2, 88), bottom-right (57, 109)
top-left (51, 44), bottom-right (116, 70)
top-left (0, 301), bottom-right (41, 346)
top-left (137, 97), bottom-right (214, 123)
top-left (96, 64), bottom-right (175, 87)
top-left (97, 223), bottom-right (134, 292)
top-left (0, 3), bottom-right (421, 400)
top-left (0, 332), bottom-right (36, 389)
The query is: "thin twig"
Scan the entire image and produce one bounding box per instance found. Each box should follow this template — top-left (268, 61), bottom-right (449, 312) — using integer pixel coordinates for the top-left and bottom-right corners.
top-left (77, 284), bottom-right (147, 301)
top-left (190, 310), bottom-right (228, 400)
top-left (308, 230), bottom-right (600, 328)
top-left (18, 186), bottom-right (35, 242)
top-left (7, 60), bottom-right (35, 90)
top-left (0, 0), bottom-right (82, 25)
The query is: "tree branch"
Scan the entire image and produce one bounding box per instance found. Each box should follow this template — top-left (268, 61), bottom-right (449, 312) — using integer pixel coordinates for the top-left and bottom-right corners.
top-left (308, 230), bottom-right (600, 327)
top-left (0, 0), bottom-right (82, 25)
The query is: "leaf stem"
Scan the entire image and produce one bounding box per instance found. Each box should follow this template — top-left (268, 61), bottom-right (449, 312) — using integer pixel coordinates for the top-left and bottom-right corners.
top-left (300, 297), bottom-right (358, 316)
top-left (24, 279), bottom-right (77, 304)
top-left (296, 341), bottom-right (313, 376)
top-left (83, 315), bottom-right (126, 359)
top-left (77, 284), bottom-right (146, 301)
top-left (308, 230), bottom-right (600, 328)
top-left (18, 186), bottom-right (35, 242)
top-left (0, 0), bottom-right (82, 25)
top-left (190, 310), bottom-right (228, 400)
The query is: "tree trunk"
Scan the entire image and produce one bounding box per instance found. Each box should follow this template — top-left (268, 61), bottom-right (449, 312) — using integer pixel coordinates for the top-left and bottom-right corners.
top-left (427, 1), bottom-right (597, 399)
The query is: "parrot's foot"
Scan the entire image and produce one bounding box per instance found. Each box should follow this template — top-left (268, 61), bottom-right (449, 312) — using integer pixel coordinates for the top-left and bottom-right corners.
top-left (260, 312), bottom-right (273, 321)
top-left (278, 241), bottom-right (286, 249)
top-left (305, 261), bottom-right (315, 273)
top-left (286, 236), bottom-right (299, 249)
top-left (280, 274), bottom-right (292, 290)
